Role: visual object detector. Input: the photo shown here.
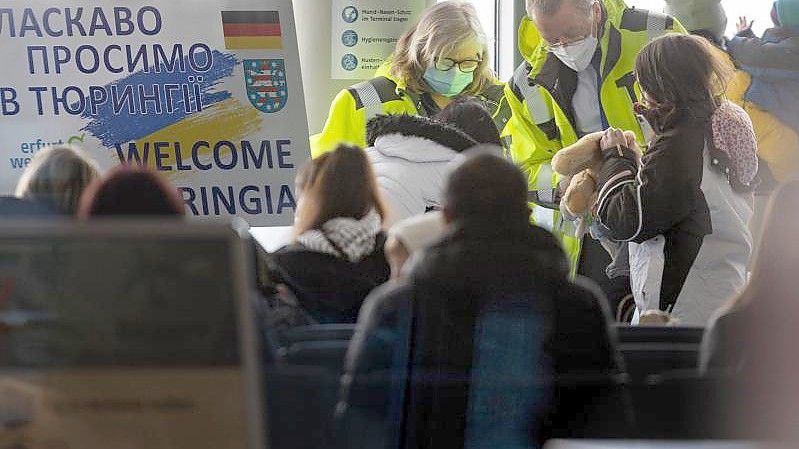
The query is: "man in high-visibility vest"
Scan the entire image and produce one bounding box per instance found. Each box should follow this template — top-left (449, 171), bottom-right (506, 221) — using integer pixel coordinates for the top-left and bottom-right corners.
top-left (504, 0), bottom-right (685, 305)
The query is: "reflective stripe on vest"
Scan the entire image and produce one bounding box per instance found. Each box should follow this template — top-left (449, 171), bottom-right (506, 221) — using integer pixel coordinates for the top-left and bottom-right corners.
top-left (348, 77), bottom-right (403, 121)
top-left (646, 11), bottom-right (668, 40)
top-left (481, 83), bottom-right (511, 130)
top-left (512, 65), bottom-right (559, 230)
top-left (513, 64), bottom-right (553, 126)
top-left (528, 188), bottom-right (560, 209)
top-left (350, 80), bottom-right (384, 121)
top-left (501, 135), bottom-right (513, 150)
top-left (532, 163), bottom-right (555, 230)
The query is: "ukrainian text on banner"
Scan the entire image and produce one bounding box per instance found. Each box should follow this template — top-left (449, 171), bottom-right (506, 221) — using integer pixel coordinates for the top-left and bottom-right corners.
top-left (0, 1), bottom-right (310, 226)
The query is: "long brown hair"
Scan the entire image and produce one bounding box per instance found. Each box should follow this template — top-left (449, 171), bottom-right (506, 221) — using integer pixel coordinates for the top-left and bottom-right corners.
top-left (635, 34), bottom-right (733, 130)
top-left (78, 164), bottom-right (186, 218)
top-left (293, 145), bottom-right (387, 237)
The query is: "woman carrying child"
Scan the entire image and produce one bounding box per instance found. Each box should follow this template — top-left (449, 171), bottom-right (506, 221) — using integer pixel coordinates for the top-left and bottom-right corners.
top-left (594, 34), bottom-right (758, 326)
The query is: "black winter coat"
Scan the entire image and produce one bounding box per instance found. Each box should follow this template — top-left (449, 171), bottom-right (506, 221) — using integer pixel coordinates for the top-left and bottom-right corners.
top-left (338, 219), bottom-right (625, 448)
top-left (268, 233), bottom-right (390, 324)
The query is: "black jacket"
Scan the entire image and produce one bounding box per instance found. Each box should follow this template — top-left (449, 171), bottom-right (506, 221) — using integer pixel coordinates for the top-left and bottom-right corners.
top-left (595, 113), bottom-right (753, 325)
top-left (268, 233), bottom-right (390, 324)
top-left (338, 220), bottom-right (625, 447)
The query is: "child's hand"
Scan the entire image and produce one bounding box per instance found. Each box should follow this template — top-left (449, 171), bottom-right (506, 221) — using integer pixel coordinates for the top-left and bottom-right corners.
top-left (623, 130), bottom-right (643, 162)
top-left (600, 128), bottom-right (627, 151)
top-left (737, 16), bottom-right (754, 34)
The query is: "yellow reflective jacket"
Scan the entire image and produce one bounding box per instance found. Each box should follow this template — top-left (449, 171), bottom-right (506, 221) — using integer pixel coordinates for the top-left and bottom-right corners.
top-left (721, 49), bottom-right (799, 183)
top-left (505, 0), bottom-right (686, 267)
top-left (311, 64), bottom-right (511, 158)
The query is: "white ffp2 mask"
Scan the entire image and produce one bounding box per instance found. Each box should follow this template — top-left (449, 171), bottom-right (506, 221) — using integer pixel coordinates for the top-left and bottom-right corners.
top-left (550, 35), bottom-right (598, 72)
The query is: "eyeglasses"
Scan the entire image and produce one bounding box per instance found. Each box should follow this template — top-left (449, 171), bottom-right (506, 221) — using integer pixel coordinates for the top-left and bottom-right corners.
top-left (547, 34), bottom-right (590, 49)
top-left (434, 57), bottom-right (482, 73)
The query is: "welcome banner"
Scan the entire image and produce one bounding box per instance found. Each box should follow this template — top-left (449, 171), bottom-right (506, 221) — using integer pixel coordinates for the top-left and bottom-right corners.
top-left (0, 0), bottom-right (310, 226)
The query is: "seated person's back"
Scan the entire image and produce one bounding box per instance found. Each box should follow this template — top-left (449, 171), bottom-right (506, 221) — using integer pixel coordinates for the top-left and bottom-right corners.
top-left (271, 234), bottom-right (390, 324)
top-left (268, 145), bottom-right (390, 324)
top-left (339, 152), bottom-right (623, 447)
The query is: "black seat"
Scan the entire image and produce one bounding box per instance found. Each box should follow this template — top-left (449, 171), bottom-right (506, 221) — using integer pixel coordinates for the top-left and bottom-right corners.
top-left (281, 324), bottom-right (357, 344)
top-left (621, 343), bottom-right (701, 380)
top-left (265, 364), bottom-right (342, 449)
top-left (338, 279), bottom-right (632, 449)
top-left (279, 340), bottom-right (351, 369)
top-left (615, 326), bottom-right (704, 382)
top-left (629, 369), bottom-right (734, 439)
top-left (615, 325), bottom-right (704, 344)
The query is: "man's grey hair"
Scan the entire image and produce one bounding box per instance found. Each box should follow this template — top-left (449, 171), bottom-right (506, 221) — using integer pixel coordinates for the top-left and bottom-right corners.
top-left (526, 0), bottom-right (593, 16)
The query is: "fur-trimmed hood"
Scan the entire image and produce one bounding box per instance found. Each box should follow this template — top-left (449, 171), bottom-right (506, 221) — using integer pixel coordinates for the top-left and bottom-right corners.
top-left (364, 114), bottom-right (478, 224)
top-left (366, 114), bottom-right (477, 163)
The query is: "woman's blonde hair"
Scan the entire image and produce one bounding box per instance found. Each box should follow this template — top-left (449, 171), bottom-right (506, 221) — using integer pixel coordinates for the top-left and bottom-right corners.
top-left (390, 1), bottom-right (493, 96)
top-left (15, 144), bottom-right (100, 215)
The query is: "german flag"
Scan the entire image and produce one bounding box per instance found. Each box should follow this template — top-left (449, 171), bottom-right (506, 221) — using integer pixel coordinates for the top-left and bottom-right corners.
top-left (221, 11), bottom-right (282, 49)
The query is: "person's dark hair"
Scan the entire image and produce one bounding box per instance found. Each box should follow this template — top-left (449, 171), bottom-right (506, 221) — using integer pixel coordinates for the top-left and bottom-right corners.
top-left (78, 165), bottom-right (186, 218)
top-left (295, 152), bottom-right (328, 194)
top-left (444, 149), bottom-right (528, 223)
top-left (435, 97), bottom-right (502, 146)
top-left (293, 145), bottom-right (387, 236)
top-left (635, 34), bottom-right (732, 130)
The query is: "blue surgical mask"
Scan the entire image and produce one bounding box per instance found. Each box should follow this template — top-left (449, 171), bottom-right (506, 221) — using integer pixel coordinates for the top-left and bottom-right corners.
top-left (423, 66), bottom-right (473, 97)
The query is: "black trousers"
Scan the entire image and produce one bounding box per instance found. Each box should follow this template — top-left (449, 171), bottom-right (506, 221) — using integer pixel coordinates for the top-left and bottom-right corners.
top-left (577, 236), bottom-right (631, 316)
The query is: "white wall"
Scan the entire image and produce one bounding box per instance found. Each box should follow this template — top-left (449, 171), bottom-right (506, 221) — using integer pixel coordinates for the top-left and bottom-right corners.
top-left (293, 0), bottom-right (356, 135)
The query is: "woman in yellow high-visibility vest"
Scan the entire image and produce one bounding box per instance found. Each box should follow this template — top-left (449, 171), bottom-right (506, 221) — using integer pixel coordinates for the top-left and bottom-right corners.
top-left (311, 1), bottom-right (511, 158)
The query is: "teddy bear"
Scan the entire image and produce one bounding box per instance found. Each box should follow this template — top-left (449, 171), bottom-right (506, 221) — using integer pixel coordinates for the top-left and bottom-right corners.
top-left (552, 130), bottom-right (639, 219)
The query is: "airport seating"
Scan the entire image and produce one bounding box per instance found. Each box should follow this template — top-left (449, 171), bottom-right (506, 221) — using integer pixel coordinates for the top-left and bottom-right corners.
top-left (615, 326), bottom-right (704, 382)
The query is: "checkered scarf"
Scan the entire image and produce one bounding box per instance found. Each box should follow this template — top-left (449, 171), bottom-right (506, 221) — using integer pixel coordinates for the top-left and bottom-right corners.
top-left (297, 209), bottom-right (382, 262)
